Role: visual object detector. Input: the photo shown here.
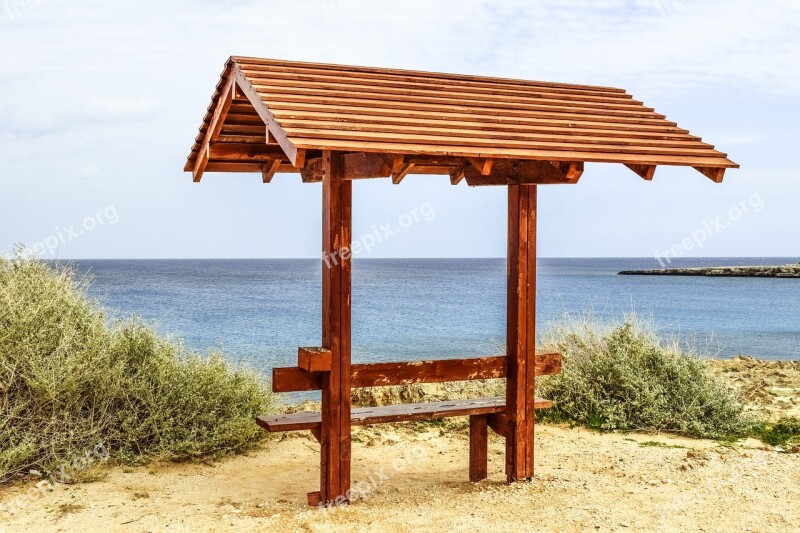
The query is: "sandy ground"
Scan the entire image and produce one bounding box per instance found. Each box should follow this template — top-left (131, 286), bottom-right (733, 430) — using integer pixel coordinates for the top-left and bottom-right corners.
top-left (1, 356), bottom-right (798, 533)
top-left (708, 356), bottom-right (800, 420)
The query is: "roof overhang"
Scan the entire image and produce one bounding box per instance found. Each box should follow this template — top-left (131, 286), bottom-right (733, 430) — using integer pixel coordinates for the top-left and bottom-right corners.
top-left (185, 57), bottom-right (738, 185)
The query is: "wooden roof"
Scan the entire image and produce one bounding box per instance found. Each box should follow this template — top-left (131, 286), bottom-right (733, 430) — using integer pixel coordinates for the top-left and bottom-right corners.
top-left (185, 57), bottom-right (738, 185)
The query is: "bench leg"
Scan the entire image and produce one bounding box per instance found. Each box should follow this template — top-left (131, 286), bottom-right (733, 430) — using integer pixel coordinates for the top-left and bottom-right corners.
top-left (469, 415), bottom-right (488, 482)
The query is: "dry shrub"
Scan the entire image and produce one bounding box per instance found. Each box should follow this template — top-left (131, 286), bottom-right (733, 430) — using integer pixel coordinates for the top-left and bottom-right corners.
top-left (538, 316), bottom-right (753, 439)
top-left (0, 255), bottom-right (273, 482)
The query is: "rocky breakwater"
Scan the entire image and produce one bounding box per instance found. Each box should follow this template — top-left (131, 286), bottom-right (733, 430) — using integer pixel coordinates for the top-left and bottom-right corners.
top-left (619, 263), bottom-right (800, 277)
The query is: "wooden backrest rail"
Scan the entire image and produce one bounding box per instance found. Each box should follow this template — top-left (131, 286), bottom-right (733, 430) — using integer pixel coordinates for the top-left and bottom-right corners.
top-left (273, 353), bottom-right (562, 393)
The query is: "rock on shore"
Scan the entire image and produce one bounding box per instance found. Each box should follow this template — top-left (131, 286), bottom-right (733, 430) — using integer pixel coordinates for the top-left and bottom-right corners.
top-left (619, 263), bottom-right (800, 277)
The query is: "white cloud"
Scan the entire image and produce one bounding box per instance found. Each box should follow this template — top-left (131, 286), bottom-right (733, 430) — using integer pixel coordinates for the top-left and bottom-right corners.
top-left (0, 0), bottom-right (797, 258)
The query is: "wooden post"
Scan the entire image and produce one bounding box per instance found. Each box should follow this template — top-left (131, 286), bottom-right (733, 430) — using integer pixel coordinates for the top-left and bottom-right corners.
top-left (505, 184), bottom-right (537, 482)
top-left (469, 415), bottom-right (488, 482)
top-left (320, 150), bottom-right (352, 505)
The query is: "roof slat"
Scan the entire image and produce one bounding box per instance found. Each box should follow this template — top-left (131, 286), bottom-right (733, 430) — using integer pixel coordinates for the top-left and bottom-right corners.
top-left (234, 56), bottom-right (627, 94)
top-left (253, 87), bottom-right (666, 120)
top-left (284, 128), bottom-right (725, 158)
top-left (184, 57), bottom-right (739, 174)
top-left (241, 70), bottom-right (643, 108)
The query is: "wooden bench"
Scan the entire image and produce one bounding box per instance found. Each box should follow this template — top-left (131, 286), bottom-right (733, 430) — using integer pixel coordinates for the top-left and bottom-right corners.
top-left (259, 353), bottom-right (557, 508)
top-left (258, 397), bottom-right (552, 486)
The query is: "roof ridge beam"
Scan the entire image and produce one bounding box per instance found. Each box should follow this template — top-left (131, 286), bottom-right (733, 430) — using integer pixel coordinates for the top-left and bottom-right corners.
top-left (464, 160), bottom-right (584, 186)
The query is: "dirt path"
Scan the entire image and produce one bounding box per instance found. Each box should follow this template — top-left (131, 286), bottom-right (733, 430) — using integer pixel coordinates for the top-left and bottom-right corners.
top-left (1, 424), bottom-right (798, 533)
top-left (3, 355), bottom-right (799, 532)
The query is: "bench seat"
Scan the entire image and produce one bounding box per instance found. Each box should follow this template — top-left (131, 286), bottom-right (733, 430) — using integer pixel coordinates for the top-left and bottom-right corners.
top-left (256, 396), bottom-right (553, 432)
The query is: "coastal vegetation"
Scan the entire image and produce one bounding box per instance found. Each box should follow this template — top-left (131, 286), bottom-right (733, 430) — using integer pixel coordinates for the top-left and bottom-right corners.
top-left (0, 255), bottom-right (273, 482)
top-left (0, 256), bottom-right (795, 484)
top-left (537, 319), bottom-right (753, 439)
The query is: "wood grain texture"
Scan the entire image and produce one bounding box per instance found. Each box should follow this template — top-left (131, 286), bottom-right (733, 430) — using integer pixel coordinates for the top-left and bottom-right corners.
top-left (256, 397), bottom-right (554, 432)
top-left (506, 184), bottom-right (538, 482)
top-left (319, 151), bottom-right (352, 505)
top-left (184, 57), bottom-right (738, 179)
top-left (271, 353), bottom-right (562, 393)
top-left (470, 415), bottom-right (489, 482)
top-left (297, 347), bottom-right (332, 372)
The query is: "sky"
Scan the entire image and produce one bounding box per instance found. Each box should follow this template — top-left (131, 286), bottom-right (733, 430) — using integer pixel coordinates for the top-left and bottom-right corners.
top-left (0, 0), bottom-right (798, 260)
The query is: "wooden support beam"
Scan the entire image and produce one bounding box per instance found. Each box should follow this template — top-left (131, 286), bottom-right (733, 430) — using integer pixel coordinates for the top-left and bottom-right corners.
top-left (301, 157), bottom-right (324, 183)
top-left (205, 161), bottom-right (297, 174)
top-left (693, 166), bottom-right (726, 183)
top-left (193, 74), bottom-right (234, 182)
top-left (467, 157), bottom-right (494, 175)
top-left (506, 184), bottom-right (537, 483)
top-left (625, 163), bottom-right (656, 181)
top-left (464, 160), bottom-right (583, 186)
top-left (209, 143), bottom-right (289, 162)
top-left (450, 165), bottom-right (466, 185)
top-left (298, 347), bottom-right (333, 372)
top-left (342, 152), bottom-right (392, 179)
top-left (469, 415), bottom-right (488, 482)
top-left (320, 150), bottom-right (352, 506)
top-left (261, 159), bottom-right (282, 183)
top-left (392, 163), bottom-right (415, 184)
top-left (487, 412), bottom-right (508, 438)
top-left (272, 353), bottom-right (561, 393)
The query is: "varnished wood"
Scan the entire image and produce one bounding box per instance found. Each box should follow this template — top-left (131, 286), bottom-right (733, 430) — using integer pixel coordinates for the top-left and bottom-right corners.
top-left (300, 157), bottom-right (324, 183)
top-left (342, 152), bottom-right (392, 179)
top-left (186, 58), bottom-right (738, 178)
top-left (307, 491), bottom-right (322, 506)
top-left (392, 163), bottom-right (414, 184)
top-left (193, 73), bottom-right (234, 182)
top-left (625, 163), bottom-right (657, 180)
top-left (271, 353), bottom-right (562, 393)
top-left (298, 347), bottom-right (333, 372)
top-left (261, 159), bottom-right (282, 183)
top-left (464, 160), bottom-right (583, 186)
top-left (506, 184), bottom-right (537, 482)
top-left (257, 397), bottom-right (554, 432)
top-left (694, 166), bottom-right (726, 183)
top-left (320, 150), bottom-right (352, 505)
top-left (469, 415), bottom-right (488, 482)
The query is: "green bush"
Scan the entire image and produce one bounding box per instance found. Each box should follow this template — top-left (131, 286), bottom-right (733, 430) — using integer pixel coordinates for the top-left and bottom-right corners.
top-left (753, 417), bottom-right (800, 447)
top-left (0, 255), bottom-right (273, 482)
top-left (538, 318), bottom-right (753, 439)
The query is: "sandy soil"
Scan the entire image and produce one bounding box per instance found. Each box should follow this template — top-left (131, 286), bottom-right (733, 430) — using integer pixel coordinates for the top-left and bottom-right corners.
top-left (1, 356), bottom-right (798, 533)
top-left (708, 356), bottom-right (800, 420)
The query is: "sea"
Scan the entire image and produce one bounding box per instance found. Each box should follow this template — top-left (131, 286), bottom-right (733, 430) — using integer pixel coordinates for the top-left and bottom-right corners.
top-left (67, 258), bottom-right (799, 379)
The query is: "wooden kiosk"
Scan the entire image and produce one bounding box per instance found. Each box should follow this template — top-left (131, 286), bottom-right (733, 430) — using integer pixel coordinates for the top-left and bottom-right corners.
top-left (184, 57), bottom-right (737, 506)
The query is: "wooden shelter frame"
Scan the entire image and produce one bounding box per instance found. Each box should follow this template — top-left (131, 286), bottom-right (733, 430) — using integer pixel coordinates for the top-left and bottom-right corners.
top-left (184, 57), bottom-right (737, 506)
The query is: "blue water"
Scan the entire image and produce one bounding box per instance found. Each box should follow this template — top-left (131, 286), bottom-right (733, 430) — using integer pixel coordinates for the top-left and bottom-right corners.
top-left (68, 258), bottom-right (800, 378)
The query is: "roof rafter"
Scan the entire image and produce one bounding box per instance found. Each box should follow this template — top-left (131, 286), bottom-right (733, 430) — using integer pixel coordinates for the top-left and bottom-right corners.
top-left (231, 63), bottom-right (305, 167)
top-left (192, 72), bottom-right (235, 182)
top-left (185, 57), bottom-right (738, 184)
